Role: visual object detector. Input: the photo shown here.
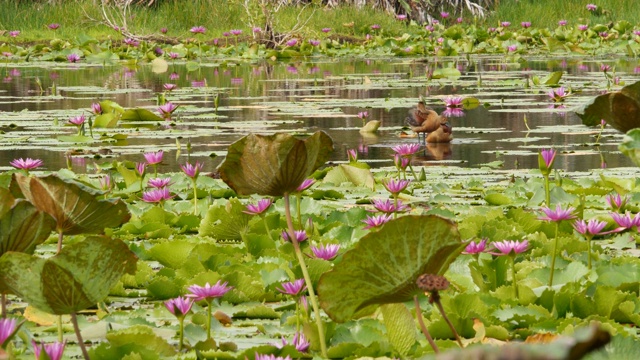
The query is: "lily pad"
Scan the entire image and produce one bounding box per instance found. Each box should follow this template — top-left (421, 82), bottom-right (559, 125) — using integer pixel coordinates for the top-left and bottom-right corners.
top-left (0, 236), bottom-right (137, 314)
top-left (317, 215), bottom-right (463, 323)
top-left (218, 131), bottom-right (334, 196)
top-left (121, 109), bottom-right (163, 122)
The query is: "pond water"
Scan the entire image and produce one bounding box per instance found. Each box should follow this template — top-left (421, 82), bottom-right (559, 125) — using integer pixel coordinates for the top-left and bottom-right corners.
top-left (1, 56), bottom-right (638, 174)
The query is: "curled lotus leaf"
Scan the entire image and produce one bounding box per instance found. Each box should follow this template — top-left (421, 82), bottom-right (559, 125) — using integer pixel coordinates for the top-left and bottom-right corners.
top-left (0, 236), bottom-right (137, 315)
top-left (317, 215), bottom-right (463, 323)
top-left (11, 173), bottom-right (130, 235)
top-left (218, 131), bottom-right (334, 196)
top-left (1, 199), bottom-right (55, 256)
top-left (575, 79), bottom-right (640, 133)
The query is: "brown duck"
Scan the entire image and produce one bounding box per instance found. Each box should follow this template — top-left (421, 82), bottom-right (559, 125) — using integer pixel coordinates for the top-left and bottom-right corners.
top-left (405, 100), bottom-right (452, 143)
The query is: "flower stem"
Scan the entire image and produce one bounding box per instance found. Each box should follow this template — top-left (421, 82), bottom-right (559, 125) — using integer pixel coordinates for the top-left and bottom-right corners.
top-left (586, 235), bottom-right (592, 270)
top-left (58, 315), bottom-right (63, 342)
top-left (178, 316), bottom-right (185, 351)
top-left (206, 299), bottom-right (212, 340)
top-left (56, 230), bottom-right (63, 254)
top-left (283, 193), bottom-right (327, 358)
top-left (432, 295), bottom-right (463, 348)
top-left (414, 295), bottom-right (439, 354)
top-left (296, 193), bottom-right (302, 229)
top-left (408, 162), bottom-right (418, 180)
top-left (510, 256), bottom-right (519, 300)
top-left (543, 174), bottom-right (551, 206)
top-left (393, 194), bottom-right (398, 219)
top-left (71, 312), bottom-right (90, 360)
top-left (262, 215), bottom-right (274, 241)
top-left (192, 178), bottom-right (198, 215)
top-left (548, 222), bottom-right (559, 287)
top-left (0, 293), bottom-right (5, 318)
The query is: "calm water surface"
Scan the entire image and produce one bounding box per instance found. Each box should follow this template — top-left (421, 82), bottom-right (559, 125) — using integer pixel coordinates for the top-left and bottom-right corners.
top-left (1, 56), bottom-right (639, 174)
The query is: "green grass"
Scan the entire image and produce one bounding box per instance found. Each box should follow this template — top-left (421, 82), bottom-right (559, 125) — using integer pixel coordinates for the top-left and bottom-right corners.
top-left (486, 0), bottom-right (637, 28)
top-left (1, 0), bottom-right (638, 44)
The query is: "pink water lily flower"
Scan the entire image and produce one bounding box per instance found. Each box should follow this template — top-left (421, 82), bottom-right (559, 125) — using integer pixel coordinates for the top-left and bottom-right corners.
top-left (311, 244), bottom-right (340, 260)
top-left (165, 296), bottom-right (193, 318)
top-left (363, 213), bottom-right (392, 229)
top-left (392, 143), bottom-right (421, 156)
top-left (230, 29), bottom-right (242, 36)
top-left (91, 102), bottom-right (102, 115)
top-left (573, 219), bottom-right (607, 236)
top-left (521, 22), bottom-right (531, 28)
top-left (158, 102), bottom-right (179, 120)
top-left (539, 148), bottom-right (557, 174)
top-left (187, 280), bottom-right (233, 302)
top-left (296, 178), bottom-right (315, 192)
top-left (163, 83), bottom-right (177, 92)
top-left (462, 238), bottom-right (487, 254)
top-left (190, 26), bottom-right (206, 34)
top-left (277, 279), bottom-right (306, 296)
top-left (286, 39), bottom-right (298, 47)
top-left (548, 87), bottom-right (570, 102)
top-left (539, 204), bottom-right (577, 222)
top-left (605, 193), bottom-right (628, 212)
top-left (443, 96), bottom-right (464, 108)
top-left (67, 53), bottom-right (80, 63)
top-left (281, 230), bottom-right (308, 243)
top-left (587, 4), bottom-right (597, 11)
top-left (9, 31), bottom-right (20, 37)
top-left (48, 23), bottom-right (60, 30)
top-left (371, 198), bottom-right (408, 213)
top-left (0, 318), bottom-right (18, 346)
top-left (180, 161), bottom-right (203, 179)
top-left (383, 178), bottom-right (410, 194)
top-left (10, 158), bottom-right (43, 171)
top-left (610, 211), bottom-right (640, 230)
top-left (275, 331), bottom-right (310, 352)
top-left (147, 177), bottom-right (172, 188)
top-left (243, 198), bottom-right (273, 215)
top-left (68, 114), bottom-right (86, 126)
top-left (322, 28), bottom-right (331, 33)
top-left (347, 148), bottom-right (358, 162)
top-left (490, 240), bottom-right (529, 256)
top-left (32, 340), bottom-right (65, 360)
top-left (142, 187), bottom-right (173, 203)
top-left (144, 150), bottom-right (163, 165)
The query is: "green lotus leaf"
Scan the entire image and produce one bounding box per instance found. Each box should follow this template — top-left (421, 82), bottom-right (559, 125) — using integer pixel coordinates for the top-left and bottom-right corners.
top-left (0, 187), bottom-right (15, 217)
top-left (89, 325), bottom-right (177, 359)
top-left (121, 108), bottom-right (163, 122)
top-left (1, 199), bottom-right (55, 255)
top-left (199, 198), bottom-right (252, 241)
top-left (619, 128), bottom-right (640, 167)
top-left (218, 131), bottom-right (334, 196)
top-left (11, 173), bottom-right (131, 235)
top-left (93, 113), bottom-right (120, 128)
top-left (317, 215), bottom-right (463, 323)
top-left (380, 303), bottom-right (417, 356)
top-left (0, 236), bottom-right (137, 314)
top-left (575, 79), bottom-right (640, 132)
top-left (85, 50), bottom-right (119, 65)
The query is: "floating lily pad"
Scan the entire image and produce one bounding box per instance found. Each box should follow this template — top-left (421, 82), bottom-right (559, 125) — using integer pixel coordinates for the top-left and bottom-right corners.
top-left (0, 198), bottom-right (55, 256)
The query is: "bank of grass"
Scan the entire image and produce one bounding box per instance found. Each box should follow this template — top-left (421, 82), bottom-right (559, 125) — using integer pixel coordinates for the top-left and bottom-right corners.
top-left (486, 0), bottom-right (640, 29)
top-left (1, 0), bottom-right (639, 45)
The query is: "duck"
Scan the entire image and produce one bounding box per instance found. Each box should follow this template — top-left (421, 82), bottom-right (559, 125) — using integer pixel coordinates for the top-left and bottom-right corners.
top-left (426, 121), bottom-right (453, 143)
top-left (405, 100), bottom-right (452, 143)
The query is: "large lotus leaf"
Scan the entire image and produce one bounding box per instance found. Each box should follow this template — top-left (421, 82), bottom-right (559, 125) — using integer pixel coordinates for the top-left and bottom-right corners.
top-left (317, 215), bottom-right (463, 323)
top-left (218, 131), bottom-right (334, 196)
top-left (619, 128), bottom-right (640, 167)
top-left (0, 187), bottom-right (15, 218)
top-left (0, 236), bottom-right (137, 314)
top-left (575, 80), bottom-right (640, 132)
top-left (1, 199), bottom-right (55, 255)
top-left (12, 173), bottom-right (130, 235)
top-left (121, 108), bottom-right (163, 122)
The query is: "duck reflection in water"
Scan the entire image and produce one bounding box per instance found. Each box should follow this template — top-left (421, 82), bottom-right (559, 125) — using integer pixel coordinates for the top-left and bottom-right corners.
top-left (412, 143), bottom-right (453, 164)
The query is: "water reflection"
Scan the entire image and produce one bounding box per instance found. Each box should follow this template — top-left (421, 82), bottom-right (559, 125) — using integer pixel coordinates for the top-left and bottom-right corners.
top-left (0, 57), bottom-right (637, 174)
